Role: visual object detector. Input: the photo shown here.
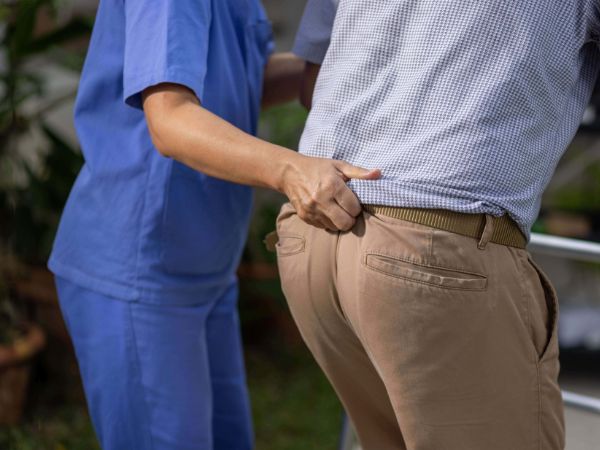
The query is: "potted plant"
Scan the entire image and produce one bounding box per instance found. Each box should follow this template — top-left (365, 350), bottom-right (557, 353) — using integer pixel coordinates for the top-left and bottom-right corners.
top-left (0, 0), bottom-right (90, 409)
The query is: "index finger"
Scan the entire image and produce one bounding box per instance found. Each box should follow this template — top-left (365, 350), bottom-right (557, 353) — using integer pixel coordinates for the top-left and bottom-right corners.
top-left (334, 183), bottom-right (362, 217)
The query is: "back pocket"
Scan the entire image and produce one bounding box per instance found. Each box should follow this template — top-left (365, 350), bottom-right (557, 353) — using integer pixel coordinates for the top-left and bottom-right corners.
top-left (364, 253), bottom-right (488, 291)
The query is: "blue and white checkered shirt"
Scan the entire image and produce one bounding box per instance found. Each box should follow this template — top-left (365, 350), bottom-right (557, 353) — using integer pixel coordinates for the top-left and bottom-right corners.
top-left (293, 0), bottom-right (600, 238)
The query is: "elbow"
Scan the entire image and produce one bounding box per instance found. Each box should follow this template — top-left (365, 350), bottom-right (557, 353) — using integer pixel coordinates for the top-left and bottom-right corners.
top-left (144, 108), bottom-right (174, 158)
top-left (142, 84), bottom-right (195, 159)
top-left (155, 142), bottom-right (172, 159)
top-left (148, 125), bottom-right (172, 158)
top-left (142, 85), bottom-right (189, 158)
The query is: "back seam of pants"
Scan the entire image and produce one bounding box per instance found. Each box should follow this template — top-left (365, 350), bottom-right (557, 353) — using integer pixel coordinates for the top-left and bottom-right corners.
top-left (126, 302), bottom-right (157, 450)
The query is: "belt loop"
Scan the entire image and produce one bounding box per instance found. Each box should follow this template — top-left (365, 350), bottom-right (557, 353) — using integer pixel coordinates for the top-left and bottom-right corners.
top-left (478, 214), bottom-right (495, 250)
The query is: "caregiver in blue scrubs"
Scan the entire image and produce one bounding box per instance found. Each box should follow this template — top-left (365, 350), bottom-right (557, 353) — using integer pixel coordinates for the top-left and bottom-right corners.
top-left (48, 1), bottom-right (380, 449)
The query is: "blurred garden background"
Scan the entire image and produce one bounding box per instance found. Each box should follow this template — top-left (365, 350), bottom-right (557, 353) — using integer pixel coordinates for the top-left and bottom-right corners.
top-left (0, 1), bottom-right (599, 449)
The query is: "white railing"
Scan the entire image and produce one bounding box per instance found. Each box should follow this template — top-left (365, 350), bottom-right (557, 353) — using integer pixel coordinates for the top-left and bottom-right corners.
top-left (562, 391), bottom-right (600, 415)
top-left (529, 233), bottom-right (600, 264)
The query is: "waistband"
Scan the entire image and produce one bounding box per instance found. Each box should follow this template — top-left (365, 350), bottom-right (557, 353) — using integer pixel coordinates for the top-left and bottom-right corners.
top-left (363, 205), bottom-right (527, 249)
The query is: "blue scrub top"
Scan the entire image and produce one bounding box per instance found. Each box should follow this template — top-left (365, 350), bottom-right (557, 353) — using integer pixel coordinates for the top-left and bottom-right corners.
top-left (49, 0), bottom-right (274, 304)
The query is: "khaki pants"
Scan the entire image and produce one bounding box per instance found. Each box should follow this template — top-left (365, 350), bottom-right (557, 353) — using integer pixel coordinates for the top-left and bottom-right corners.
top-left (275, 203), bottom-right (565, 450)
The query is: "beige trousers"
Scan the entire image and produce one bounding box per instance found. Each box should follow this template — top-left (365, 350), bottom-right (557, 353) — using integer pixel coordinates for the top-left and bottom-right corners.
top-left (275, 203), bottom-right (565, 450)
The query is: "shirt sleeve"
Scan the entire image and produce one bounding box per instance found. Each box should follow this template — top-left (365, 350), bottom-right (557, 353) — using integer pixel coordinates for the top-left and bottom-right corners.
top-left (588, 0), bottom-right (600, 43)
top-left (292, 0), bottom-right (339, 64)
top-left (123, 0), bottom-right (211, 109)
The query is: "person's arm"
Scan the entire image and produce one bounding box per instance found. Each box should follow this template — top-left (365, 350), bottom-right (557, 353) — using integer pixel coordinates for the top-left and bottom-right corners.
top-left (261, 52), bottom-right (305, 109)
top-left (142, 83), bottom-right (380, 231)
top-left (123, 0), bottom-right (373, 231)
top-left (300, 62), bottom-right (321, 110)
top-left (293, 0), bottom-right (338, 65)
top-left (292, 0), bottom-right (338, 109)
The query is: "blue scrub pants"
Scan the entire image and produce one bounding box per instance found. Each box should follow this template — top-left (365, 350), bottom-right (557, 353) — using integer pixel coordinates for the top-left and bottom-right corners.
top-left (55, 277), bottom-right (253, 450)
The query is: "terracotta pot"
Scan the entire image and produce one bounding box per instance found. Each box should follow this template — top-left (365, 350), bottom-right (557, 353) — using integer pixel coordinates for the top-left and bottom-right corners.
top-left (10, 267), bottom-right (84, 403)
top-left (0, 324), bottom-right (46, 425)
top-left (12, 266), bottom-right (69, 342)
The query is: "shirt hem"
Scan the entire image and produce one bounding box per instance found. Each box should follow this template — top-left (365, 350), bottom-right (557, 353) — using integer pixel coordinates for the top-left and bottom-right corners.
top-left (292, 40), bottom-right (329, 65)
top-left (348, 179), bottom-right (532, 240)
top-left (123, 66), bottom-right (207, 110)
top-left (48, 257), bottom-right (139, 301)
top-left (48, 257), bottom-right (234, 306)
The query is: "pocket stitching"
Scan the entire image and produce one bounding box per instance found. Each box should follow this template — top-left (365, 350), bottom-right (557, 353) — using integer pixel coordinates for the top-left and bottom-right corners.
top-left (362, 252), bottom-right (488, 291)
top-left (365, 251), bottom-right (487, 278)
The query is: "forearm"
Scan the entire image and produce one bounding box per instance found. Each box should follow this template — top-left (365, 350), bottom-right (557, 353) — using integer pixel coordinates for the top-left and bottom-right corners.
top-left (143, 83), bottom-right (381, 231)
top-left (144, 84), bottom-right (299, 191)
top-left (261, 52), bottom-right (305, 109)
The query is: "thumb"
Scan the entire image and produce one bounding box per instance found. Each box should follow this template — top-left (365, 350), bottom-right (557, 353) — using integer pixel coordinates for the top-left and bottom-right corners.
top-left (335, 161), bottom-right (382, 181)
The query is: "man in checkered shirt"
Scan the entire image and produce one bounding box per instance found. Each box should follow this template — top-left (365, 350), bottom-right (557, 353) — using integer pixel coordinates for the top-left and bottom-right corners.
top-left (274, 1), bottom-right (600, 449)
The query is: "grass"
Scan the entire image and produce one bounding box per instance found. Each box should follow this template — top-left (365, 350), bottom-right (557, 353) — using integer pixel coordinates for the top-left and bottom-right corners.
top-left (0, 407), bottom-right (99, 450)
top-left (247, 345), bottom-right (343, 450)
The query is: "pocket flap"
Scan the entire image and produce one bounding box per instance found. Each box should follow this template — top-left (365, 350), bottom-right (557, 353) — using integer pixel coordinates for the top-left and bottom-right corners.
top-left (276, 235), bottom-right (305, 256)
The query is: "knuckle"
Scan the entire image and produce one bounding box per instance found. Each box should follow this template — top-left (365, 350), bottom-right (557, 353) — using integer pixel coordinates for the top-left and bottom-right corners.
top-left (297, 210), bottom-right (309, 222)
top-left (330, 177), bottom-right (344, 191)
top-left (300, 199), bottom-right (315, 213)
top-left (342, 219), bottom-right (354, 231)
top-left (321, 177), bottom-right (335, 191)
top-left (308, 192), bottom-right (320, 205)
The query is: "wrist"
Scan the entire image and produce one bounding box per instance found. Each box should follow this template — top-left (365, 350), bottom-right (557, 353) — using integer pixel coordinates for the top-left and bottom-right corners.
top-left (271, 149), bottom-right (303, 194)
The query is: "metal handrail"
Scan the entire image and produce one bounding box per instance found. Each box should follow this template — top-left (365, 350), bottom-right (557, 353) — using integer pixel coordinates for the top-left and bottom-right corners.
top-left (562, 391), bottom-right (600, 414)
top-left (529, 232), bottom-right (600, 263)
